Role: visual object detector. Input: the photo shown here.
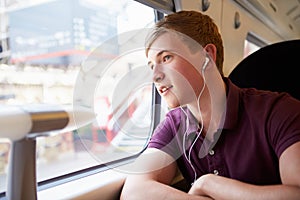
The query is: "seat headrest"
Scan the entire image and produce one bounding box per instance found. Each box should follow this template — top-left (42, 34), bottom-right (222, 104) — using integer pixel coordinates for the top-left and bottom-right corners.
top-left (229, 40), bottom-right (300, 100)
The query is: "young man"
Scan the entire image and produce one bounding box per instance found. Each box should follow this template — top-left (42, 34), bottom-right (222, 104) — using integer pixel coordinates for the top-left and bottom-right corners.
top-left (120, 10), bottom-right (300, 200)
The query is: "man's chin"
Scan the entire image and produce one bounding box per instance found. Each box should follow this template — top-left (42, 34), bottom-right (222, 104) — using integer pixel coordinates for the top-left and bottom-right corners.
top-left (167, 102), bottom-right (181, 109)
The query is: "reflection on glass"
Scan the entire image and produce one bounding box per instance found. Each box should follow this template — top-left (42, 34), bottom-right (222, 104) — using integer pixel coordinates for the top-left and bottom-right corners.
top-left (0, 0), bottom-right (154, 193)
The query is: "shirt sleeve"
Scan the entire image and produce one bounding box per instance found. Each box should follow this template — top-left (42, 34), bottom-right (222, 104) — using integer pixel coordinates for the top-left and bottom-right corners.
top-left (147, 114), bottom-right (182, 160)
top-left (268, 94), bottom-right (300, 157)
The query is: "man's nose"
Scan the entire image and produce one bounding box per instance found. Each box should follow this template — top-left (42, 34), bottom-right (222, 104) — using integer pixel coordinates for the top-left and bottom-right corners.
top-left (152, 67), bottom-right (164, 83)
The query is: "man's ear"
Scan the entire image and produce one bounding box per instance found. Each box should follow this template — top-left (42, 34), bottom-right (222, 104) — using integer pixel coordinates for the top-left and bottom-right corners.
top-left (204, 44), bottom-right (217, 62)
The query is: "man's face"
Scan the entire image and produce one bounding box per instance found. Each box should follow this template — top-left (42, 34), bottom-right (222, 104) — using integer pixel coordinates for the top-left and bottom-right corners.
top-left (147, 32), bottom-right (207, 108)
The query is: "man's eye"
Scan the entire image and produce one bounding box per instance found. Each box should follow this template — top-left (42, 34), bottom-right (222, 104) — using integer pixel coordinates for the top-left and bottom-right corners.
top-left (147, 62), bottom-right (154, 70)
top-left (163, 55), bottom-right (171, 62)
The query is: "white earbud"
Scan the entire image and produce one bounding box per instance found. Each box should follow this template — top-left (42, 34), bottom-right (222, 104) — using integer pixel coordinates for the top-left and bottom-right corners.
top-left (202, 57), bottom-right (209, 71)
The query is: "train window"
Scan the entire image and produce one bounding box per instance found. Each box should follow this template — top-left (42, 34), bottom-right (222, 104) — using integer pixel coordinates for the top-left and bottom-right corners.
top-left (244, 32), bottom-right (267, 58)
top-left (0, 0), bottom-right (157, 194)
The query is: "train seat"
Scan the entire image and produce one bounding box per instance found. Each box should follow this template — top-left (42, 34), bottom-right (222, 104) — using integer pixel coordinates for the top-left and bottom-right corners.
top-left (228, 39), bottom-right (300, 101)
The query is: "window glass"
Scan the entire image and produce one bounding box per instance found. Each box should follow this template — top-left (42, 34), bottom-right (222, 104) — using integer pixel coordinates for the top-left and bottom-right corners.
top-left (244, 32), bottom-right (267, 58)
top-left (0, 0), bottom-right (155, 193)
top-left (243, 40), bottom-right (260, 58)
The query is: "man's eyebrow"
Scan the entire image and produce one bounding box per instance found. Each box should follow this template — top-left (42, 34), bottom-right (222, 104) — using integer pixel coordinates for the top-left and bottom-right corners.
top-left (156, 50), bottom-right (168, 58)
top-left (153, 50), bottom-right (170, 60)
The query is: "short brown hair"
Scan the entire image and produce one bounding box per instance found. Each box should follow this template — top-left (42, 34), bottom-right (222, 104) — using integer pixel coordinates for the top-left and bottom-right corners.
top-left (146, 10), bottom-right (224, 76)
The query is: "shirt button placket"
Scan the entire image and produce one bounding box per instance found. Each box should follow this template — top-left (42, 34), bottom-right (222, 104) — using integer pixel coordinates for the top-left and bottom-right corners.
top-left (208, 149), bottom-right (219, 175)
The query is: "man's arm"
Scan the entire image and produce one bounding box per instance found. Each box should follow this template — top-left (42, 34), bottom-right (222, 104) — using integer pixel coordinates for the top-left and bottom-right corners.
top-left (120, 148), bottom-right (212, 200)
top-left (188, 141), bottom-right (300, 199)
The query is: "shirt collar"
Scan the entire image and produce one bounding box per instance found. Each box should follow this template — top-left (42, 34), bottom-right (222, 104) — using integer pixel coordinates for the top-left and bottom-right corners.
top-left (222, 77), bottom-right (240, 130)
top-left (184, 77), bottom-right (240, 136)
top-left (179, 107), bottom-right (199, 136)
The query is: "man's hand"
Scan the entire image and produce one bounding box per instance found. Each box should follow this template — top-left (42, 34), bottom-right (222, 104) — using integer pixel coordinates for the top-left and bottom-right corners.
top-left (188, 174), bottom-right (213, 197)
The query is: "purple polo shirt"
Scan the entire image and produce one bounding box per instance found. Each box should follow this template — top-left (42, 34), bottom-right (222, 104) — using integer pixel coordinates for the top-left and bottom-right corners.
top-left (148, 78), bottom-right (300, 186)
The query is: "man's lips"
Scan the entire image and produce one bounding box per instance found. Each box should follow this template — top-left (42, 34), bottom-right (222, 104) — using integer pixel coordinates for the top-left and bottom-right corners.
top-left (159, 85), bottom-right (173, 94)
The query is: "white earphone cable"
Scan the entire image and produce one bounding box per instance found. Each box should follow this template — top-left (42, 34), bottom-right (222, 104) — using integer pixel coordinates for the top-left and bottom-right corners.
top-left (181, 56), bottom-right (209, 184)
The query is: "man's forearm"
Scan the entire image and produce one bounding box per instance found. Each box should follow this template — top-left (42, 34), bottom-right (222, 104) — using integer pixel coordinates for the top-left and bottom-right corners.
top-left (121, 178), bottom-right (211, 200)
top-left (189, 174), bottom-right (300, 200)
